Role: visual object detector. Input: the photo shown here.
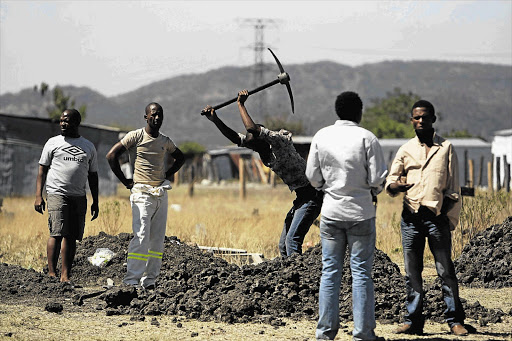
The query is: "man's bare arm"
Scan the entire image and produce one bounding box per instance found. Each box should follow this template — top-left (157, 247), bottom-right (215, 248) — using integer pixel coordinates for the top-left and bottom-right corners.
top-left (387, 180), bottom-right (414, 195)
top-left (106, 142), bottom-right (134, 189)
top-left (237, 90), bottom-right (260, 136)
top-left (88, 171), bottom-right (99, 220)
top-left (34, 165), bottom-right (49, 214)
top-left (202, 105), bottom-right (242, 145)
top-left (166, 148), bottom-right (185, 180)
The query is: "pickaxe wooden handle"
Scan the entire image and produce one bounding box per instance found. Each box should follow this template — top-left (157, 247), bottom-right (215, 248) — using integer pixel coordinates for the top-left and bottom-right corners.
top-left (202, 48), bottom-right (294, 114)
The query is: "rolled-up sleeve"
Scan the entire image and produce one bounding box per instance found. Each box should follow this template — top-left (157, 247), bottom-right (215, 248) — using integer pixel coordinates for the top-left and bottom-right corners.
top-left (305, 138), bottom-right (324, 189)
top-left (237, 133), bottom-right (247, 147)
top-left (259, 127), bottom-right (292, 148)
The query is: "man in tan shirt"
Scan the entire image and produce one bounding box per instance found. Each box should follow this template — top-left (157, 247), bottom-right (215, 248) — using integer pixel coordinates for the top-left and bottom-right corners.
top-left (107, 102), bottom-right (184, 289)
top-left (386, 100), bottom-right (468, 336)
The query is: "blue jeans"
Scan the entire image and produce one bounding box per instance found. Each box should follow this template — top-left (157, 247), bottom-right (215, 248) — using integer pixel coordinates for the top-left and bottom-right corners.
top-left (316, 216), bottom-right (377, 341)
top-left (279, 185), bottom-right (322, 256)
top-left (400, 206), bottom-right (465, 329)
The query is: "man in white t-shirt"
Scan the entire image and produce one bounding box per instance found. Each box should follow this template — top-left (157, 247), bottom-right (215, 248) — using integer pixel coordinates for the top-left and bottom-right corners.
top-left (107, 102), bottom-right (185, 289)
top-left (34, 109), bottom-right (99, 283)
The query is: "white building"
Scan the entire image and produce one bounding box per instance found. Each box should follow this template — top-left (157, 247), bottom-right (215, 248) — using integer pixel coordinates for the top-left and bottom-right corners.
top-left (491, 129), bottom-right (512, 190)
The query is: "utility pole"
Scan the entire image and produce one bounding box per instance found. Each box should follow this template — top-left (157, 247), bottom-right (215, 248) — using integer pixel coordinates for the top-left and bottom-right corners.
top-left (239, 18), bottom-right (279, 115)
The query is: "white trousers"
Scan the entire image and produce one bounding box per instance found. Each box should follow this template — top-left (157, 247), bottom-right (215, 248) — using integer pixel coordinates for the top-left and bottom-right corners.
top-left (124, 189), bottom-right (168, 287)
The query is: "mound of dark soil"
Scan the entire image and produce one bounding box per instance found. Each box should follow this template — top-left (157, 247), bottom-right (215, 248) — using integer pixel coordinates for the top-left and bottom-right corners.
top-left (0, 230), bottom-right (508, 326)
top-left (455, 217), bottom-right (512, 288)
top-left (0, 263), bottom-right (75, 300)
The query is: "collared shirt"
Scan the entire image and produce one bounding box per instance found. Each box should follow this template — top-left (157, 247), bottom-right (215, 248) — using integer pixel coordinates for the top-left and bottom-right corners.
top-left (239, 127), bottom-right (310, 192)
top-left (121, 128), bottom-right (177, 187)
top-left (385, 133), bottom-right (461, 230)
top-left (306, 120), bottom-right (388, 221)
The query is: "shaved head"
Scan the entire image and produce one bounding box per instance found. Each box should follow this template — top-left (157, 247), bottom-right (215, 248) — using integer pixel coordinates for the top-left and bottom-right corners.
top-left (145, 102), bottom-right (162, 116)
top-left (62, 109), bottom-right (82, 125)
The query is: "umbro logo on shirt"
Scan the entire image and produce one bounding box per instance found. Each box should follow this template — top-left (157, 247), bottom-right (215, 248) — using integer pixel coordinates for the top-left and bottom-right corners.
top-left (63, 145), bottom-right (85, 156)
top-left (62, 145), bottom-right (85, 162)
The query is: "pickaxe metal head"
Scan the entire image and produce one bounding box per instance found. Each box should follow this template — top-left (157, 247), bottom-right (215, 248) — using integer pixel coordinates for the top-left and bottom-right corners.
top-left (202, 48), bottom-right (295, 114)
top-left (268, 48), bottom-right (294, 114)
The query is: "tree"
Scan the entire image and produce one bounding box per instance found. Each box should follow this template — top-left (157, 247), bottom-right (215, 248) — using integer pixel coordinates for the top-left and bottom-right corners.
top-left (361, 88), bottom-right (420, 139)
top-left (444, 129), bottom-right (474, 138)
top-left (179, 141), bottom-right (206, 158)
top-left (33, 82), bottom-right (49, 96)
top-left (35, 82), bottom-right (87, 121)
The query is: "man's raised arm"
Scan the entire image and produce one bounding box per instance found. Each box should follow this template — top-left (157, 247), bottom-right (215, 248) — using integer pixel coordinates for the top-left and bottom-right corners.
top-left (237, 90), bottom-right (260, 136)
top-left (202, 105), bottom-right (242, 145)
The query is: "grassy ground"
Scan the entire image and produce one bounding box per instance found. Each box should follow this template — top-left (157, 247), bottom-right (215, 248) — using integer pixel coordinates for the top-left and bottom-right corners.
top-left (1, 183), bottom-right (510, 271)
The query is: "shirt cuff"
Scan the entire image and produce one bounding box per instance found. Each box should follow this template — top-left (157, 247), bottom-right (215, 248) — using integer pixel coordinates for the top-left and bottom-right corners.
top-left (444, 189), bottom-right (460, 202)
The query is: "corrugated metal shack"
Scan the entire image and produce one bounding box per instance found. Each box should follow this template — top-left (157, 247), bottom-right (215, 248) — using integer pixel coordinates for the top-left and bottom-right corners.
top-left (203, 146), bottom-right (268, 183)
top-left (0, 113), bottom-right (125, 196)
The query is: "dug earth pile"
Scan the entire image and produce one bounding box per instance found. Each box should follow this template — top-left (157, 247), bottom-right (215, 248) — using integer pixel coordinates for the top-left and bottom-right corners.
top-left (1, 218), bottom-right (511, 326)
top-left (455, 217), bottom-right (512, 288)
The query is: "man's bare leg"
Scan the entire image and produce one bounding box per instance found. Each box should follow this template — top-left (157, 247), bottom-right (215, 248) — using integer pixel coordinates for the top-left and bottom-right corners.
top-left (47, 236), bottom-right (62, 278)
top-left (60, 237), bottom-right (76, 282)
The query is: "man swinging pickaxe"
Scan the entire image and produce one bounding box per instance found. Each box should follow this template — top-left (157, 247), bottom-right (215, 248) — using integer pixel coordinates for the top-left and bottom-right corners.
top-left (201, 48), bottom-right (294, 114)
top-left (201, 50), bottom-right (323, 258)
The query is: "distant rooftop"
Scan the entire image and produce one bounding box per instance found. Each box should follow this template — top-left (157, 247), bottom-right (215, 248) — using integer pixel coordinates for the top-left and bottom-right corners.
top-left (292, 136), bottom-right (491, 147)
top-left (494, 128), bottom-right (512, 136)
top-left (0, 112), bottom-right (124, 132)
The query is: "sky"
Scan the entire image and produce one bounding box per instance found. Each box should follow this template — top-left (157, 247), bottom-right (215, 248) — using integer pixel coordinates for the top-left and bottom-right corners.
top-left (1, 1), bottom-right (511, 97)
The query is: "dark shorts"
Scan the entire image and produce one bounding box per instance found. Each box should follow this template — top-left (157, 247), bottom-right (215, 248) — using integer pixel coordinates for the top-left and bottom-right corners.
top-left (47, 194), bottom-right (87, 241)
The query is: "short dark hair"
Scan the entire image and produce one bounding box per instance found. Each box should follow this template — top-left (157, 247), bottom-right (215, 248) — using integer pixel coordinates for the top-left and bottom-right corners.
top-left (335, 91), bottom-right (363, 122)
top-left (63, 109), bottom-right (81, 124)
top-left (411, 100), bottom-right (435, 116)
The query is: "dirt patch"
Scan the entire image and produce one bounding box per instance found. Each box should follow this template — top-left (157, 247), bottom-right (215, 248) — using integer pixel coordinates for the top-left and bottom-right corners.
top-left (1, 221), bottom-right (510, 327)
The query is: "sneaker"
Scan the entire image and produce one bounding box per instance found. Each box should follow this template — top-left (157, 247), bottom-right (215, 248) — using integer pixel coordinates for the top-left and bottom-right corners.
top-left (393, 323), bottom-right (423, 335)
top-left (451, 323), bottom-right (469, 336)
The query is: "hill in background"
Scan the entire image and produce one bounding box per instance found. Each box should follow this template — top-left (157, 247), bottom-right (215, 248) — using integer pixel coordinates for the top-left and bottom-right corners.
top-left (1, 60), bottom-right (510, 148)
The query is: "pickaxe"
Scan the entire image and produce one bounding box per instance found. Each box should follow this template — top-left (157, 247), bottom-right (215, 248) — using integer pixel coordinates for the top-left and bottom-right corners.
top-left (202, 48), bottom-right (294, 114)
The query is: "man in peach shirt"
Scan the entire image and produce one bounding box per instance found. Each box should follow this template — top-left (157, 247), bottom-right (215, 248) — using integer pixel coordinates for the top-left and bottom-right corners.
top-left (386, 100), bottom-right (467, 336)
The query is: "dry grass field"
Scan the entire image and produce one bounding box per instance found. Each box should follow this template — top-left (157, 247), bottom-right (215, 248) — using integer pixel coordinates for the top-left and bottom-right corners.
top-left (0, 184), bottom-right (511, 340)
top-left (1, 183), bottom-right (510, 271)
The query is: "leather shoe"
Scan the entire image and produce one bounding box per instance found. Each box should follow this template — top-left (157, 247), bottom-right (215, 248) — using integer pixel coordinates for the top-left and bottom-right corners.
top-left (393, 323), bottom-right (423, 335)
top-left (451, 324), bottom-right (469, 336)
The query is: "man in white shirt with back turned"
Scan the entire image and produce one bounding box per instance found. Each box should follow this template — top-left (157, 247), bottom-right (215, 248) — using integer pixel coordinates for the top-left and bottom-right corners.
top-left (306, 91), bottom-right (387, 341)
